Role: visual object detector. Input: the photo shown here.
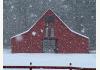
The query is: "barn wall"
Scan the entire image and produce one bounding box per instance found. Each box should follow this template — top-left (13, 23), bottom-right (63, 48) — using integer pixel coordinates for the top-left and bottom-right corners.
top-left (54, 16), bottom-right (89, 53)
top-left (11, 10), bottom-right (89, 53)
top-left (11, 16), bottom-right (45, 53)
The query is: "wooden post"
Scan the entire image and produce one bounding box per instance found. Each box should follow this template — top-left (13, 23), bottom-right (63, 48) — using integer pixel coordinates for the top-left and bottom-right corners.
top-left (69, 62), bottom-right (72, 70)
top-left (30, 62), bottom-right (32, 70)
top-left (30, 67), bottom-right (32, 70)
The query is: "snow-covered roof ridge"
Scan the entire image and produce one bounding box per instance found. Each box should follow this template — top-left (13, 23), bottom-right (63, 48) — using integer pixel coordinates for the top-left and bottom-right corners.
top-left (11, 9), bottom-right (89, 39)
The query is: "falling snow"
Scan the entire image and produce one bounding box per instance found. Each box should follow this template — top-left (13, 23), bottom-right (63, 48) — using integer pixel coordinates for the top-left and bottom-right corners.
top-left (91, 16), bottom-right (94, 19)
top-left (41, 29), bottom-right (43, 33)
top-left (30, 14), bottom-right (37, 18)
top-left (80, 24), bottom-right (85, 33)
top-left (15, 34), bottom-right (23, 41)
top-left (13, 16), bottom-right (16, 20)
top-left (62, 5), bottom-right (68, 9)
top-left (40, 1), bottom-right (43, 4)
top-left (4, 0), bottom-right (96, 49)
top-left (49, 0), bottom-right (51, 2)
top-left (82, 0), bottom-right (86, 3)
top-left (81, 28), bottom-right (85, 33)
top-left (4, 39), bottom-right (7, 44)
top-left (73, 16), bottom-right (76, 19)
top-left (81, 24), bottom-right (83, 27)
top-left (80, 16), bottom-right (84, 18)
top-left (82, 41), bottom-right (85, 45)
top-left (32, 31), bottom-right (36, 36)
top-left (29, 4), bottom-right (32, 8)
top-left (11, 5), bottom-right (14, 9)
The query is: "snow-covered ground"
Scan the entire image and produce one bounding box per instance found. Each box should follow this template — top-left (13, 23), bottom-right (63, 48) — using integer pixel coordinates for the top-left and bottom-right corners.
top-left (3, 49), bottom-right (96, 70)
top-left (3, 53), bottom-right (96, 67)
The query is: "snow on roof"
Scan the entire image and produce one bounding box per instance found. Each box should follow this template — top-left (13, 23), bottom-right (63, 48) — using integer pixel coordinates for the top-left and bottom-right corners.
top-left (11, 9), bottom-right (89, 39)
top-left (10, 30), bottom-right (29, 39)
top-left (3, 53), bottom-right (95, 68)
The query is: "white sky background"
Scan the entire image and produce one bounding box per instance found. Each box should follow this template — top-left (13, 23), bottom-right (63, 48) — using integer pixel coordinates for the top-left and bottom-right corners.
top-left (0, 0), bottom-right (3, 70)
top-left (0, 0), bottom-right (100, 70)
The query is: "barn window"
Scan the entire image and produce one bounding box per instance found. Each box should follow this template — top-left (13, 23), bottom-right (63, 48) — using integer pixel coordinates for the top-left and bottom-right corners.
top-left (45, 15), bottom-right (55, 23)
top-left (43, 15), bottom-right (57, 53)
top-left (51, 28), bottom-right (54, 37)
top-left (42, 39), bottom-right (56, 53)
top-left (45, 28), bottom-right (48, 37)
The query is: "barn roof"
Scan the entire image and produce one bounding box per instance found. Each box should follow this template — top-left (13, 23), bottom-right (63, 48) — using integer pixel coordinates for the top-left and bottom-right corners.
top-left (11, 9), bottom-right (89, 39)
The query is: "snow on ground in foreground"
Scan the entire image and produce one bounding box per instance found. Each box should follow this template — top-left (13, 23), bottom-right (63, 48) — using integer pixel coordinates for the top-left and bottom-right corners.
top-left (3, 49), bottom-right (11, 54)
top-left (3, 53), bottom-right (95, 68)
top-left (3, 49), bottom-right (96, 70)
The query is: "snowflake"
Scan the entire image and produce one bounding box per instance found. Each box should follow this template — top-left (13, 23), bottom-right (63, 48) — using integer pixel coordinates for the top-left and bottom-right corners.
top-left (13, 17), bottom-right (16, 20)
top-left (4, 39), bottom-right (7, 43)
top-left (82, 0), bottom-right (86, 3)
top-left (11, 5), bottom-right (14, 9)
top-left (49, 0), bottom-right (51, 2)
top-left (69, 42), bottom-right (72, 44)
top-left (81, 24), bottom-right (83, 27)
top-left (10, 5), bottom-right (14, 12)
top-left (81, 28), bottom-right (85, 33)
top-left (62, 5), bottom-right (68, 9)
top-left (80, 16), bottom-right (84, 18)
top-left (34, 14), bottom-right (37, 18)
top-left (30, 14), bottom-right (37, 18)
top-left (40, 1), bottom-right (43, 4)
top-left (73, 16), bottom-right (76, 19)
top-left (13, 32), bottom-right (16, 34)
top-left (82, 42), bottom-right (85, 45)
top-left (29, 4), bottom-right (32, 8)
top-left (40, 29), bottom-right (43, 33)
top-left (91, 16), bottom-right (94, 19)
top-left (32, 31), bottom-right (36, 36)
top-left (16, 35), bottom-right (23, 41)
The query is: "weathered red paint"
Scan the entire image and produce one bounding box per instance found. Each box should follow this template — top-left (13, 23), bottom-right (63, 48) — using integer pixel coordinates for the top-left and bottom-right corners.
top-left (11, 9), bottom-right (89, 53)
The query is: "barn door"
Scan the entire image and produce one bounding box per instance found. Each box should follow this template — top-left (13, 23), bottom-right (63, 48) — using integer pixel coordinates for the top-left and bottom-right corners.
top-left (42, 15), bottom-right (57, 53)
top-left (43, 38), bottom-right (57, 53)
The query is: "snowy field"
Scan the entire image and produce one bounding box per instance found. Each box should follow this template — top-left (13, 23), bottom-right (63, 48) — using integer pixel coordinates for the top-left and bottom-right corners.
top-left (3, 49), bottom-right (96, 70)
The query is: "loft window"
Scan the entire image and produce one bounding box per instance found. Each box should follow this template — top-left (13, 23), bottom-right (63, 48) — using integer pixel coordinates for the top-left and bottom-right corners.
top-left (43, 39), bottom-right (56, 47)
top-left (45, 15), bottom-right (55, 23)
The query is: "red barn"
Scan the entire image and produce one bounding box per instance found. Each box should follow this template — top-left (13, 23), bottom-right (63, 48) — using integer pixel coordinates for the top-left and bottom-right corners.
top-left (11, 9), bottom-right (89, 53)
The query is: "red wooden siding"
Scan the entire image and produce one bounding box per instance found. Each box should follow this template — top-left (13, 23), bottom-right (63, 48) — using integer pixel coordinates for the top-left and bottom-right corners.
top-left (11, 9), bottom-right (89, 53)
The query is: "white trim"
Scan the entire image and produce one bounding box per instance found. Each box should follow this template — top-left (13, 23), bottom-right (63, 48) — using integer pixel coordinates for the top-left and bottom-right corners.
top-left (11, 9), bottom-right (89, 39)
top-left (10, 30), bottom-right (28, 39)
